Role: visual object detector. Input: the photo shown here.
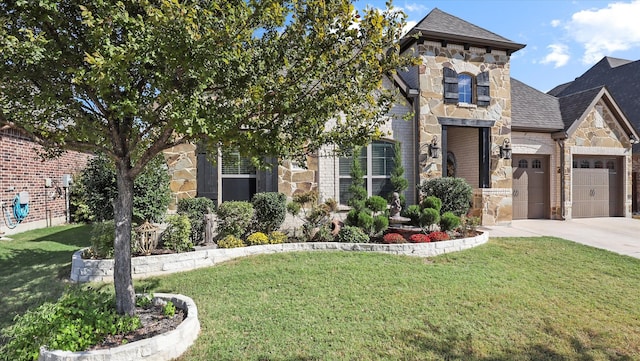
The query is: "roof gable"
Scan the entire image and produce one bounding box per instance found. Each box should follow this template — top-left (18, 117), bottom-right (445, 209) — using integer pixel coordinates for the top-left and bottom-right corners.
top-left (549, 56), bottom-right (640, 150)
top-left (401, 8), bottom-right (525, 54)
top-left (559, 86), bottom-right (638, 141)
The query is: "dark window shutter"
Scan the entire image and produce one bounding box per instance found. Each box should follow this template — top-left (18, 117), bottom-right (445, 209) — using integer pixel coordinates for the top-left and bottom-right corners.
top-left (197, 152), bottom-right (218, 204)
top-left (477, 71), bottom-right (490, 106)
top-left (443, 67), bottom-right (459, 104)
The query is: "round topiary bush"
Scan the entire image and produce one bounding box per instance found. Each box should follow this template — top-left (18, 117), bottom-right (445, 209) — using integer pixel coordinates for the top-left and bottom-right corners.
top-left (420, 196), bottom-right (442, 213)
top-left (440, 211), bottom-right (461, 232)
top-left (365, 195), bottom-right (388, 213)
top-left (336, 225), bottom-right (369, 243)
top-left (251, 192), bottom-right (287, 233)
top-left (419, 208), bottom-right (440, 229)
top-left (216, 201), bottom-right (254, 238)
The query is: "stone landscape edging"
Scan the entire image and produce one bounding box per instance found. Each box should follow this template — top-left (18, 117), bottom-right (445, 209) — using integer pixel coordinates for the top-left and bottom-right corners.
top-left (38, 293), bottom-right (200, 361)
top-left (70, 231), bottom-right (488, 283)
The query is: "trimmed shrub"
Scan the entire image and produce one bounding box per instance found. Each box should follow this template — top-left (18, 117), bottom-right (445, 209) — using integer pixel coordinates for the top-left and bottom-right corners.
top-left (403, 204), bottom-right (422, 227)
top-left (418, 177), bottom-right (472, 216)
top-left (419, 208), bottom-right (440, 229)
top-left (177, 197), bottom-right (215, 245)
top-left (382, 233), bottom-right (406, 244)
top-left (409, 233), bottom-right (431, 243)
top-left (216, 201), bottom-right (254, 237)
top-left (84, 221), bottom-right (136, 259)
top-left (78, 153), bottom-right (170, 223)
top-left (286, 201), bottom-right (301, 217)
top-left (372, 215), bottom-right (389, 235)
top-left (268, 231), bottom-right (288, 244)
top-left (246, 232), bottom-right (269, 246)
top-left (420, 196), bottom-right (442, 213)
top-left (429, 231), bottom-right (450, 242)
top-left (440, 212), bottom-right (461, 232)
top-left (312, 225), bottom-right (335, 242)
top-left (365, 196), bottom-right (388, 213)
top-left (162, 215), bottom-right (193, 253)
top-left (251, 192), bottom-right (287, 233)
top-left (217, 235), bottom-right (245, 248)
top-left (336, 225), bottom-right (369, 243)
top-left (1, 289), bottom-right (140, 360)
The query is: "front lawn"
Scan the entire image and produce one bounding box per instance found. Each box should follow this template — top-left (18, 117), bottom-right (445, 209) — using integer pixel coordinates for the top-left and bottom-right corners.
top-left (137, 237), bottom-right (640, 360)
top-left (2, 225), bottom-right (640, 360)
top-left (0, 225), bottom-right (92, 332)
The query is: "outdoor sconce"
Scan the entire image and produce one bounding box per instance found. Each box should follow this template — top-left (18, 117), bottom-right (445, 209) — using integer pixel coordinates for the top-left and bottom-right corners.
top-left (630, 134), bottom-right (639, 144)
top-left (428, 135), bottom-right (440, 158)
top-left (499, 138), bottom-right (512, 159)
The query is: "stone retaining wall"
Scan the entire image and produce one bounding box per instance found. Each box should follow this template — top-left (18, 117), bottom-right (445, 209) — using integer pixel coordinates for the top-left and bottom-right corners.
top-left (71, 232), bottom-right (488, 283)
top-left (38, 293), bottom-right (200, 361)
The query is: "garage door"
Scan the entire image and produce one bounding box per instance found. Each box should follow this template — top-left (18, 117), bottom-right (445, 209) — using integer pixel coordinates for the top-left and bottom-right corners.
top-left (572, 157), bottom-right (621, 218)
top-left (513, 155), bottom-right (549, 219)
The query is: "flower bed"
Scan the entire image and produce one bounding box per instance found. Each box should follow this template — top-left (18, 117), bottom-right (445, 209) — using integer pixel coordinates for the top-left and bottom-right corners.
top-left (71, 231), bottom-right (487, 283)
top-left (38, 293), bottom-right (199, 361)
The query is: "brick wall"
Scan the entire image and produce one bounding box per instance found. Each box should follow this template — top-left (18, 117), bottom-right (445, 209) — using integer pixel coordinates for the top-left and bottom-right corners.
top-left (0, 130), bottom-right (91, 234)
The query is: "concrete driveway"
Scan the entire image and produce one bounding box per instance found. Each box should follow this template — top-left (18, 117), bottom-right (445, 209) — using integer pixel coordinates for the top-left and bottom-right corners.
top-left (480, 217), bottom-right (640, 259)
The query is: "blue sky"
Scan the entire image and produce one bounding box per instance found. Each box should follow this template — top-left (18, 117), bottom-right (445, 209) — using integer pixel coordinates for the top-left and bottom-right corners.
top-left (360, 0), bottom-right (640, 92)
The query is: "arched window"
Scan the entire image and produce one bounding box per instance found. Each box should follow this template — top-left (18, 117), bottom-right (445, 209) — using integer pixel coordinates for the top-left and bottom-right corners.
top-left (339, 141), bottom-right (396, 205)
top-left (458, 74), bottom-right (473, 103)
top-left (532, 159), bottom-right (541, 169)
top-left (594, 160), bottom-right (603, 169)
top-left (518, 159), bottom-right (528, 168)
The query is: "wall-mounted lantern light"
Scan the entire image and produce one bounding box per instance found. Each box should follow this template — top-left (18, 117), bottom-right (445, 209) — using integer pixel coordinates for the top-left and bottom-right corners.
top-left (499, 138), bottom-right (512, 159)
top-left (429, 135), bottom-right (440, 159)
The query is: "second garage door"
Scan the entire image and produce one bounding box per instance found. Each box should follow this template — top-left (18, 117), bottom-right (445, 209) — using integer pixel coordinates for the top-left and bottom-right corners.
top-left (572, 156), bottom-right (622, 218)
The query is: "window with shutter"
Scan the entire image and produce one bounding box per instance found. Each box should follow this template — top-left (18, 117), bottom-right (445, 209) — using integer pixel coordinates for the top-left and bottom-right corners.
top-left (443, 67), bottom-right (459, 104)
top-left (476, 71), bottom-right (491, 106)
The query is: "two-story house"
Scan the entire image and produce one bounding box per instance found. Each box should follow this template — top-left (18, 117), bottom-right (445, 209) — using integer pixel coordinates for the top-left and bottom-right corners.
top-left (165, 8), bottom-right (638, 225)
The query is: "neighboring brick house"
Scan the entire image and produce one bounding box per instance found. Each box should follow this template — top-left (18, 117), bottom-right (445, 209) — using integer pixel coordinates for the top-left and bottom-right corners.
top-left (548, 57), bottom-right (640, 214)
top-left (166, 8), bottom-right (639, 225)
top-left (0, 129), bottom-right (91, 235)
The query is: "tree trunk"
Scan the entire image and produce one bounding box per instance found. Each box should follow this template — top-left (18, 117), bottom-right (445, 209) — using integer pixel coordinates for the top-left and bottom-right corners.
top-left (114, 160), bottom-right (136, 316)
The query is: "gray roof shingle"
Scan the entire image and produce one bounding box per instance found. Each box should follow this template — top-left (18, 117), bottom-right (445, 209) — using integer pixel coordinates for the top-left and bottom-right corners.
top-left (557, 87), bottom-right (603, 130)
top-left (548, 56), bottom-right (640, 151)
top-left (511, 78), bottom-right (564, 131)
top-left (402, 8), bottom-right (525, 53)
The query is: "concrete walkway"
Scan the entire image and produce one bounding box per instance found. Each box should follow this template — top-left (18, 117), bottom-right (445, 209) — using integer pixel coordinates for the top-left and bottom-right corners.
top-left (480, 217), bottom-right (640, 259)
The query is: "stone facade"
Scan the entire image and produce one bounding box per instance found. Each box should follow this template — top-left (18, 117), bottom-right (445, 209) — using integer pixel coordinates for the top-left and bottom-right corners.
top-left (277, 156), bottom-right (318, 198)
top-left (414, 42), bottom-right (513, 225)
top-left (163, 144), bottom-right (197, 211)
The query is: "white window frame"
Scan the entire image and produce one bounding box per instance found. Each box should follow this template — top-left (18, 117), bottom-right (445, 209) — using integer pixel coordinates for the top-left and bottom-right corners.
top-left (338, 141), bottom-right (395, 205)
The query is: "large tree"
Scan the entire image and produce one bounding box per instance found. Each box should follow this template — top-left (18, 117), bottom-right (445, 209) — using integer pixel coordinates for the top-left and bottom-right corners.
top-left (0, 0), bottom-right (414, 315)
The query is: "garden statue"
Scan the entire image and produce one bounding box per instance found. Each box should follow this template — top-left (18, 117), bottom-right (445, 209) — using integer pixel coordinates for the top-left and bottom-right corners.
top-left (390, 192), bottom-right (402, 218)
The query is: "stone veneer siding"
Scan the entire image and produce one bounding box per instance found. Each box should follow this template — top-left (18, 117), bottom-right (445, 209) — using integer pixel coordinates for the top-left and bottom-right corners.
top-left (163, 144), bottom-right (197, 211)
top-left (71, 232), bottom-right (488, 283)
top-left (413, 42), bottom-right (513, 225)
top-left (562, 100), bottom-right (634, 219)
top-left (0, 129), bottom-right (90, 235)
top-left (277, 156), bottom-right (318, 198)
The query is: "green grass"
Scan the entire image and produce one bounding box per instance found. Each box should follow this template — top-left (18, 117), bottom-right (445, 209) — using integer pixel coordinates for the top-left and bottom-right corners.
top-left (2, 225), bottom-right (640, 360)
top-left (137, 237), bottom-right (640, 361)
top-left (0, 225), bottom-right (92, 332)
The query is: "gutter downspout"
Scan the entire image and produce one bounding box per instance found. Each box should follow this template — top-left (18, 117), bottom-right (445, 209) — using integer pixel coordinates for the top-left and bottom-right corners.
top-left (410, 89), bottom-right (420, 205)
top-left (553, 131), bottom-right (568, 220)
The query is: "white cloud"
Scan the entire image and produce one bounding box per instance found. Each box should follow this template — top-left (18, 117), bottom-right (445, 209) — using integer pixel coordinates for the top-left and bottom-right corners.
top-left (550, 19), bottom-right (561, 27)
top-left (403, 3), bottom-right (429, 13)
top-left (540, 43), bottom-right (570, 68)
top-left (565, 0), bottom-right (640, 64)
